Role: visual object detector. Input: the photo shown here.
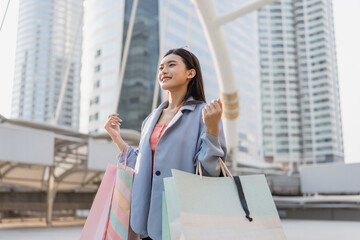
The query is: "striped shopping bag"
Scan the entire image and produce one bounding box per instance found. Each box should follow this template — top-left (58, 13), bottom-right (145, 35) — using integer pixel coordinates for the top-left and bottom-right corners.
top-left (104, 162), bottom-right (137, 239)
top-left (80, 148), bottom-right (139, 240)
top-left (104, 148), bottom-right (139, 240)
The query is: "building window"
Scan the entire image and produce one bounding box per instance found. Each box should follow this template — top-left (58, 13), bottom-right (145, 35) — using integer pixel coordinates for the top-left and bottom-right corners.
top-left (316, 138), bottom-right (332, 143)
top-left (95, 79), bottom-right (100, 88)
top-left (130, 96), bottom-right (139, 103)
top-left (94, 96), bottom-right (99, 104)
top-left (315, 122), bottom-right (331, 127)
top-left (95, 49), bottom-right (101, 58)
top-left (316, 146), bottom-right (332, 151)
top-left (238, 146), bottom-right (248, 153)
top-left (315, 130), bottom-right (331, 136)
top-left (94, 65), bottom-right (101, 73)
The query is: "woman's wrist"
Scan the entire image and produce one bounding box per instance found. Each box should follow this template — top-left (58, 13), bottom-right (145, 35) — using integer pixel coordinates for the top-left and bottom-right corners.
top-left (112, 135), bottom-right (128, 151)
top-left (205, 127), bottom-right (219, 137)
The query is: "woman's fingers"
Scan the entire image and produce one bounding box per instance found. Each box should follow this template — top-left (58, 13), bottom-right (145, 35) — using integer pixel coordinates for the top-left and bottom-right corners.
top-left (203, 105), bottom-right (211, 115)
top-left (208, 101), bottom-right (217, 112)
top-left (205, 105), bottom-right (211, 112)
top-left (105, 116), bottom-right (121, 127)
top-left (107, 114), bottom-right (122, 122)
top-left (204, 100), bottom-right (222, 115)
top-left (202, 108), bottom-right (207, 115)
top-left (108, 114), bottom-right (121, 123)
top-left (202, 99), bottom-right (223, 137)
top-left (111, 116), bottom-right (122, 122)
top-left (214, 101), bottom-right (221, 112)
top-left (217, 98), bottom-right (223, 111)
top-left (111, 119), bottom-right (120, 125)
top-left (108, 113), bottom-right (118, 119)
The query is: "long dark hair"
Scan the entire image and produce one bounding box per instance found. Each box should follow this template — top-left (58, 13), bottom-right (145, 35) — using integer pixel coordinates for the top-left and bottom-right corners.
top-left (163, 48), bottom-right (206, 103)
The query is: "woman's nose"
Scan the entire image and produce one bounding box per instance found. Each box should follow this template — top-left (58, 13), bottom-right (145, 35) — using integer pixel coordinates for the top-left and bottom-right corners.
top-left (161, 67), bottom-right (168, 74)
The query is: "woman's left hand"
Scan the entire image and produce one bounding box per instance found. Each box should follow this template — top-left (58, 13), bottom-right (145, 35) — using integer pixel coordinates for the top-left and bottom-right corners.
top-left (202, 99), bottom-right (223, 137)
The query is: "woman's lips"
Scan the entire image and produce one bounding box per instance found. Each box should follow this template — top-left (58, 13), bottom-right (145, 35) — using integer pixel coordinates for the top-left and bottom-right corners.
top-left (161, 77), bottom-right (171, 82)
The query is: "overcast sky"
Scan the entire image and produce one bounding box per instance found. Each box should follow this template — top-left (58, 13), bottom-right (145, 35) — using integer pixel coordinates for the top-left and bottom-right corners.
top-left (0, 0), bottom-right (359, 163)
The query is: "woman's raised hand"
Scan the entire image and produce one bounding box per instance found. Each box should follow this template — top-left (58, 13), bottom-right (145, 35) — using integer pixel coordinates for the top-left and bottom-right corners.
top-left (104, 114), bottom-right (122, 140)
top-left (202, 99), bottom-right (223, 137)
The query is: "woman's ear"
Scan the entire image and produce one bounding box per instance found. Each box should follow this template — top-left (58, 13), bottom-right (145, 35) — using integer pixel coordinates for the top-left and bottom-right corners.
top-left (188, 69), bottom-right (196, 79)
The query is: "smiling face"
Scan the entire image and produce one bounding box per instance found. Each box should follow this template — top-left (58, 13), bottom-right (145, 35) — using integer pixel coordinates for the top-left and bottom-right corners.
top-left (158, 54), bottom-right (195, 91)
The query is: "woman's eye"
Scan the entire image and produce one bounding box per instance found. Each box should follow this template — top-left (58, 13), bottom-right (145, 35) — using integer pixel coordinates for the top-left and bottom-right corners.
top-left (169, 64), bottom-right (175, 67)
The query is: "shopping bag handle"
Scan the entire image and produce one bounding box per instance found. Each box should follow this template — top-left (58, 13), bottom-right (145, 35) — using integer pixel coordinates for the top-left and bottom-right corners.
top-left (195, 158), bottom-right (234, 180)
top-left (218, 158), bottom-right (234, 180)
top-left (234, 176), bottom-right (253, 222)
top-left (117, 144), bottom-right (129, 168)
top-left (195, 161), bottom-right (203, 178)
top-left (195, 159), bottom-right (253, 222)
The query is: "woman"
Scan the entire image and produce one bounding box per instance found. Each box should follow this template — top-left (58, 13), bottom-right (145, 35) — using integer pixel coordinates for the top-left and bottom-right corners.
top-left (104, 48), bottom-right (227, 240)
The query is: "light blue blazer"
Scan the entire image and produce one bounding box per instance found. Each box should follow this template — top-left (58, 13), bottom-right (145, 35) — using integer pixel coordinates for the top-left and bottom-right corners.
top-left (117, 96), bottom-right (227, 240)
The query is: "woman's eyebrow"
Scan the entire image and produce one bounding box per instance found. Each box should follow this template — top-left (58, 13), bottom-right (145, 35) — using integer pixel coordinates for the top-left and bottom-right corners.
top-left (160, 60), bottom-right (177, 66)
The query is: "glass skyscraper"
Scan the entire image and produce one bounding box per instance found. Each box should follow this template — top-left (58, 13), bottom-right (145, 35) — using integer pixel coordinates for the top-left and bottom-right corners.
top-left (258, 0), bottom-right (344, 168)
top-left (81, 0), bottom-right (159, 133)
top-left (117, 0), bottom-right (161, 131)
top-left (11, 0), bottom-right (83, 129)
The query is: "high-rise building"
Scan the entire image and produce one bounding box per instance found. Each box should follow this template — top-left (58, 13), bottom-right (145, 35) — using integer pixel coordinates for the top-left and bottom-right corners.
top-left (117, 0), bottom-right (161, 131)
top-left (11, 0), bottom-right (83, 129)
top-left (81, 0), bottom-right (159, 133)
top-left (160, 0), bottom-right (263, 162)
top-left (258, 0), bottom-right (344, 168)
top-left (81, 0), bottom-right (125, 133)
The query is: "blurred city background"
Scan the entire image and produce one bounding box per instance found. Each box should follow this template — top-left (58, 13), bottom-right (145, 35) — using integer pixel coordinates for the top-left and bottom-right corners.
top-left (0, 0), bottom-right (359, 239)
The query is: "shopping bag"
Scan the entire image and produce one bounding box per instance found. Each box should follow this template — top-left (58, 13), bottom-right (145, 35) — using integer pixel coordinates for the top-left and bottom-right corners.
top-left (80, 148), bottom-right (139, 240)
top-left (80, 163), bottom-right (117, 240)
top-left (162, 159), bottom-right (286, 240)
top-left (162, 192), bottom-right (171, 240)
top-left (104, 152), bottom-right (137, 240)
top-left (162, 178), bottom-right (183, 240)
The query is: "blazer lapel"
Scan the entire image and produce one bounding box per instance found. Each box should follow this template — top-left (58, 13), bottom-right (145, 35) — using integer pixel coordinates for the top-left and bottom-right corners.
top-left (142, 100), bottom-right (168, 145)
top-left (162, 97), bottom-right (199, 135)
top-left (143, 97), bottom-right (202, 142)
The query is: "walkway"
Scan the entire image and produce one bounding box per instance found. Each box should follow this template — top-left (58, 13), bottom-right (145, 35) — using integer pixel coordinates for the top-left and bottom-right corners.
top-left (0, 219), bottom-right (359, 239)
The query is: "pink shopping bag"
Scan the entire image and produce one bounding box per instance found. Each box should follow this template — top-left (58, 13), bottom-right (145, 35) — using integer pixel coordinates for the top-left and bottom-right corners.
top-left (103, 152), bottom-right (137, 240)
top-left (80, 163), bottom-right (117, 240)
top-left (80, 148), bottom-right (139, 240)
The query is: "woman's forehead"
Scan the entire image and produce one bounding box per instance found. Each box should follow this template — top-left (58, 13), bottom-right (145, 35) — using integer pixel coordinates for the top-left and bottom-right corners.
top-left (160, 54), bottom-right (182, 65)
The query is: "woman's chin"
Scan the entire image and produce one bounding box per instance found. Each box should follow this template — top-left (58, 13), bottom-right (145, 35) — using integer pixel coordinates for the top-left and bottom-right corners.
top-left (160, 82), bottom-right (171, 90)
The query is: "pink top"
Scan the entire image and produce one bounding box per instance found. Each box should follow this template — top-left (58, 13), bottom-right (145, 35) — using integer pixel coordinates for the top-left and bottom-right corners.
top-left (150, 124), bottom-right (167, 171)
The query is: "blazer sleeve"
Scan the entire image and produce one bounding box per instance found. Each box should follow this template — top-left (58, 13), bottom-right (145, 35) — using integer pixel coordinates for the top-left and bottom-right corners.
top-left (194, 119), bottom-right (227, 177)
top-left (116, 112), bottom-right (153, 169)
top-left (116, 146), bottom-right (139, 169)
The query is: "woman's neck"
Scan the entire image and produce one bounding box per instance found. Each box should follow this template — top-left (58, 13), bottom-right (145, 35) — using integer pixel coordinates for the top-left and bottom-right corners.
top-left (167, 91), bottom-right (186, 110)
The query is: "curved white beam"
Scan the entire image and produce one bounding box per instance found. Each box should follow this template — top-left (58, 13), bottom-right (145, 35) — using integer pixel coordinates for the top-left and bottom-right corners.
top-left (191, 0), bottom-right (277, 170)
top-left (191, 0), bottom-right (239, 169)
top-left (214, 0), bottom-right (278, 26)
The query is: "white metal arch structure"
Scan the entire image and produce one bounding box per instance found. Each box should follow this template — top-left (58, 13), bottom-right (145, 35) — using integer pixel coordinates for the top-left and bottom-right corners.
top-left (190, 0), bottom-right (277, 169)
